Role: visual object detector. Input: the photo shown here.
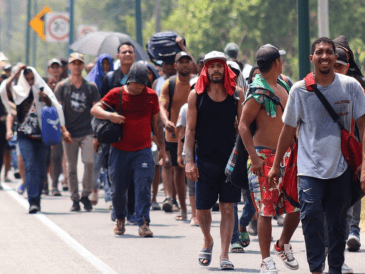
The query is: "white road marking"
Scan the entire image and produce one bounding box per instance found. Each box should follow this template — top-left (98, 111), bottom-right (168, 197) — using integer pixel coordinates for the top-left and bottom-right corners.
top-left (2, 183), bottom-right (118, 274)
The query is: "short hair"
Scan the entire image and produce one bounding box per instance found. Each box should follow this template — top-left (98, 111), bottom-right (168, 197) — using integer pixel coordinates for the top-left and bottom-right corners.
top-left (117, 42), bottom-right (135, 54)
top-left (258, 58), bottom-right (277, 73)
top-left (311, 37), bottom-right (336, 55)
top-left (23, 68), bottom-right (33, 76)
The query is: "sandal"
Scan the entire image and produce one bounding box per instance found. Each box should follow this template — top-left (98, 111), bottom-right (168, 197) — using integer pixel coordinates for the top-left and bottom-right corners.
top-left (230, 242), bottom-right (244, 253)
top-left (198, 243), bottom-right (213, 266)
top-left (239, 231), bottom-right (250, 248)
top-left (220, 259), bottom-right (234, 270)
top-left (175, 211), bottom-right (187, 221)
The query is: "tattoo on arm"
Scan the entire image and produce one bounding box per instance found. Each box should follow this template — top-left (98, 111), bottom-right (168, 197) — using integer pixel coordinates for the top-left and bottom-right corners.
top-left (154, 115), bottom-right (166, 150)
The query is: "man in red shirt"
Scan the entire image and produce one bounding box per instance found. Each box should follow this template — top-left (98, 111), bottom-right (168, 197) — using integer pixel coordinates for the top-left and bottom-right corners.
top-left (91, 63), bottom-right (166, 237)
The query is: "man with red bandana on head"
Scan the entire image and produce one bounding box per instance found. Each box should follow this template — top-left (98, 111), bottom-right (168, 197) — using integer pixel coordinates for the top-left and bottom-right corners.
top-left (184, 51), bottom-right (244, 270)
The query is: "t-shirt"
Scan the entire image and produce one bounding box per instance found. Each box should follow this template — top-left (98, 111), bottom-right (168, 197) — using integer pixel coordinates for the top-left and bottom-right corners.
top-left (283, 73), bottom-right (365, 179)
top-left (17, 91), bottom-right (41, 138)
top-left (176, 103), bottom-right (187, 128)
top-left (101, 86), bottom-right (160, 152)
top-left (55, 78), bottom-right (100, 138)
top-left (155, 76), bottom-right (166, 98)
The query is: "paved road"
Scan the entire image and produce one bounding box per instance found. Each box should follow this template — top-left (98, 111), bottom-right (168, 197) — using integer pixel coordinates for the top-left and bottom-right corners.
top-left (1, 161), bottom-right (365, 274)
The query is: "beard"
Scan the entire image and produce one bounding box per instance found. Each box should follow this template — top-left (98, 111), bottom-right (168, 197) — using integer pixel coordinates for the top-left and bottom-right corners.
top-left (179, 70), bottom-right (190, 76)
top-left (209, 73), bottom-right (223, 83)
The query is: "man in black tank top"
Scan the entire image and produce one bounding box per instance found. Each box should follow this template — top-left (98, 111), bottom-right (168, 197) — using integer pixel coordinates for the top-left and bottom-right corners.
top-left (184, 51), bottom-right (244, 270)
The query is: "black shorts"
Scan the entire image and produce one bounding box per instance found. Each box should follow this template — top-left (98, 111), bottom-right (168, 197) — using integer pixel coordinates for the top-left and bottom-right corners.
top-left (195, 158), bottom-right (241, 210)
top-left (166, 141), bottom-right (178, 167)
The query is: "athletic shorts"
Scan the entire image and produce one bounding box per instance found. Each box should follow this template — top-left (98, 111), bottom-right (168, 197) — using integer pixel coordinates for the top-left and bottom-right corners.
top-left (166, 141), bottom-right (178, 167)
top-left (248, 147), bottom-right (298, 217)
top-left (195, 159), bottom-right (241, 210)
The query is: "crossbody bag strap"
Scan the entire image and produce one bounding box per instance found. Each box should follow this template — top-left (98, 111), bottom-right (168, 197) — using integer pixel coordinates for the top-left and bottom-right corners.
top-left (119, 87), bottom-right (123, 115)
top-left (311, 84), bottom-right (344, 130)
top-left (254, 88), bottom-right (285, 112)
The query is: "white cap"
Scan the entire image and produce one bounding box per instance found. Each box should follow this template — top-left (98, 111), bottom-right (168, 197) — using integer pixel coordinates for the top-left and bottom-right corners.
top-left (203, 51), bottom-right (226, 64)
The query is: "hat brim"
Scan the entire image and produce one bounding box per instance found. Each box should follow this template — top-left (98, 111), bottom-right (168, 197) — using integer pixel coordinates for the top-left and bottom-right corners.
top-left (279, 50), bottom-right (286, 56)
top-left (336, 60), bottom-right (348, 66)
top-left (203, 56), bottom-right (227, 65)
top-left (176, 55), bottom-right (192, 62)
top-left (68, 58), bottom-right (84, 64)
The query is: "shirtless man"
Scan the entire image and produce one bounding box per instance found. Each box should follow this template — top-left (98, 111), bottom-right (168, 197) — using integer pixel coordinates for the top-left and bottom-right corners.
top-left (239, 44), bottom-right (300, 274)
top-left (159, 52), bottom-right (193, 219)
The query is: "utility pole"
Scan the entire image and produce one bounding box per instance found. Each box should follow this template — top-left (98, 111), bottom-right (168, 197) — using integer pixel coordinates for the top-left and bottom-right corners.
top-left (68, 0), bottom-right (74, 56)
top-left (155, 0), bottom-right (161, 33)
top-left (32, 0), bottom-right (37, 68)
top-left (26, 0), bottom-right (32, 65)
top-left (318, 0), bottom-right (329, 37)
top-left (135, 0), bottom-right (143, 48)
top-left (298, 0), bottom-right (311, 79)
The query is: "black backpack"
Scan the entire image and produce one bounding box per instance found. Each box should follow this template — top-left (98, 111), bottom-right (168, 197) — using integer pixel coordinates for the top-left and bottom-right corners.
top-left (147, 31), bottom-right (185, 65)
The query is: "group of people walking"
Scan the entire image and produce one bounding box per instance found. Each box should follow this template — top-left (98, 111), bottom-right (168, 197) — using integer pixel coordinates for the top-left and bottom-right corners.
top-left (0, 34), bottom-right (364, 274)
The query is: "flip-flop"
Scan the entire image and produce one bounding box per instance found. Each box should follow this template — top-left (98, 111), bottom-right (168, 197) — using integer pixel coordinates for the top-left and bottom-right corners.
top-left (175, 211), bottom-right (187, 221)
top-left (198, 243), bottom-right (214, 266)
top-left (230, 242), bottom-right (244, 253)
top-left (239, 231), bottom-right (250, 248)
top-left (220, 259), bottom-right (234, 270)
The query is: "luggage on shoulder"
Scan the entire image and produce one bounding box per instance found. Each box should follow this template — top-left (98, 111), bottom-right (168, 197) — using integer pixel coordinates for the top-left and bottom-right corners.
top-left (147, 31), bottom-right (185, 65)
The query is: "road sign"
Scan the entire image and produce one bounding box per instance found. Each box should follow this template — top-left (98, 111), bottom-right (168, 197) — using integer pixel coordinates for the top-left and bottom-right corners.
top-left (29, 6), bottom-right (52, 41)
top-left (77, 25), bottom-right (98, 40)
top-left (45, 13), bottom-right (70, 43)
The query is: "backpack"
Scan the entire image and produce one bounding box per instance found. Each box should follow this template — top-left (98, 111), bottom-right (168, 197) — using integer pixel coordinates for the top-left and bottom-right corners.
top-left (147, 32), bottom-right (185, 65)
top-left (167, 75), bottom-right (177, 120)
top-left (41, 105), bottom-right (61, 146)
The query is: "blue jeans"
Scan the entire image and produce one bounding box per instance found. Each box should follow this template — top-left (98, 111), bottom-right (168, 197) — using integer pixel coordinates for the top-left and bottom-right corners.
top-left (18, 137), bottom-right (50, 206)
top-left (93, 144), bottom-right (112, 202)
top-left (298, 168), bottom-right (352, 274)
top-left (231, 190), bottom-right (256, 244)
top-left (108, 147), bottom-right (154, 226)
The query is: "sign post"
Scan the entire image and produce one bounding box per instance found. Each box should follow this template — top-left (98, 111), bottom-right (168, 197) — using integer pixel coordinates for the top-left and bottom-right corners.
top-left (26, 0), bottom-right (32, 65)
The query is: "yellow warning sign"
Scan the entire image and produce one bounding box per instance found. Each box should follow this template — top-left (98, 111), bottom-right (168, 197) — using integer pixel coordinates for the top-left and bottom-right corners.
top-left (29, 6), bottom-right (52, 41)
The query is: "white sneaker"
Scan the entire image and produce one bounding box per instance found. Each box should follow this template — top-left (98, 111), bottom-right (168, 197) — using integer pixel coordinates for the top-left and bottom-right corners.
top-left (342, 263), bottom-right (354, 274)
top-left (273, 242), bottom-right (299, 270)
top-left (260, 257), bottom-right (278, 274)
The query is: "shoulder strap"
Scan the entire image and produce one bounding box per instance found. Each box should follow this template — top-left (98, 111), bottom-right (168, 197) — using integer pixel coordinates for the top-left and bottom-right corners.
top-left (304, 72), bottom-right (344, 130)
top-left (196, 91), bottom-right (205, 111)
top-left (253, 88), bottom-right (284, 112)
top-left (119, 87), bottom-right (123, 115)
top-left (167, 75), bottom-right (177, 119)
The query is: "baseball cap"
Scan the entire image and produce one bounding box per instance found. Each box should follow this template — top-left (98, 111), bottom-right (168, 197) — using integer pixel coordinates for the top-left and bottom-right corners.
top-left (3, 63), bottom-right (11, 70)
top-left (48, 58), bottom-right (62, 67)
top-left (203, 51), bottom-right (227, 64)
top-left (227, 60), bottom-right (241, 75)
top-left (175, 52), bottom-right (192, 62)
top-left (224, 43), bottom-right (239, 59)
top-left (68, 52), bottom-right (85, 64)
top-left (336, 48), bottom-right (348, 66)
top-left (256, 44), bottom-right (286, 65)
